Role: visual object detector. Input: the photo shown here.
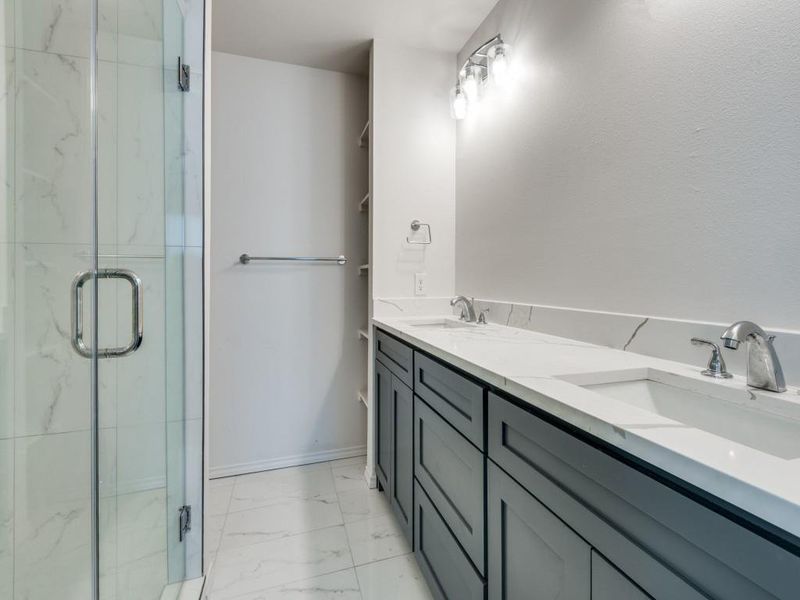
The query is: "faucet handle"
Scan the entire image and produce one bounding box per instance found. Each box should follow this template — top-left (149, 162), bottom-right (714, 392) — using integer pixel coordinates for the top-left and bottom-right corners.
top-left (478, 308), bottom-right (489, 325)
top-left (691, 338), bottom-right (733, 379)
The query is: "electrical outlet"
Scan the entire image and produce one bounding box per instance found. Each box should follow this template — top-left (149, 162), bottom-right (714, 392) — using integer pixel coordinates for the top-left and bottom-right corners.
top-left (414, 272), bottom-right (427, 296)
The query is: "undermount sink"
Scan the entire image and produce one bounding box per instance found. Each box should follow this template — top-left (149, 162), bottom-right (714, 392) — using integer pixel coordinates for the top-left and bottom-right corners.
top-left (406, 317), bottom-right (477, 330)
top-left (559, 369), bottom-right (800, 460)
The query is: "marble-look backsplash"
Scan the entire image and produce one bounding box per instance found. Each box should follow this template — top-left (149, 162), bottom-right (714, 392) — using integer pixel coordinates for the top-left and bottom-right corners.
top-left (373, 297), bottom-right (456, 318)
top-left (471, 299), bottom-right (800, 389)
top-left (373, 297), bottom-right (800, 388)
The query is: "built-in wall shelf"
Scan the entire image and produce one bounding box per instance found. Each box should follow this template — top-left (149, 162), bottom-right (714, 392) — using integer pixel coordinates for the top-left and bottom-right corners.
top-left (359, 105), bottom-right (370, 486)
top-left (358, 121), bottom-right (370, 148)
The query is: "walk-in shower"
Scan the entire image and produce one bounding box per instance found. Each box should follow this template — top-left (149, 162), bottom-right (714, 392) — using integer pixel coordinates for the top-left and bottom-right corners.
top-left (0, 0), bottom-right (205, 598)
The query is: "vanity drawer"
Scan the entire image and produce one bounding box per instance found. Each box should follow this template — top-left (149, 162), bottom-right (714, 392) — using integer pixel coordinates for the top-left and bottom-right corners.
top-left (415, 396), bottom-right (485, 574)
top-left (375, 329), bottom-right (414, 388)
top-left (487, 392), bottom-right (800, 600)
top-left (415, 481), bottom-right (486, 600)
top-left (414, 352), bottom-right (485, 450)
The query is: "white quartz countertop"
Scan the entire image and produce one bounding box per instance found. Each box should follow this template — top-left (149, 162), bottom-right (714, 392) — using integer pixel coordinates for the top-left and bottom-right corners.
top-left (373, 315), bottom-right (800, 541)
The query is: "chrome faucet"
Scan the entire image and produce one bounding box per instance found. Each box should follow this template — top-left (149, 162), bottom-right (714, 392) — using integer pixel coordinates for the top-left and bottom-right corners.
top-left (451, 296), bottom-right (477, 323)
top-left (720, 321), bottom-right (786, 392)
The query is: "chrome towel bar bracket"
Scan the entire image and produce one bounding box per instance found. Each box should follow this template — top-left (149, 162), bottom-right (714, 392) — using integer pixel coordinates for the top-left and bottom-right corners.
top-left (239, 254), bottom-right (347, 265)
top-left (406, 220), bottom-right (432, 245)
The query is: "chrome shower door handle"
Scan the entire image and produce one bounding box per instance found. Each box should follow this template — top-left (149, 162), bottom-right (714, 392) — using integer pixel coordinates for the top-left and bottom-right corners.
top-left (71, 269), bottom-right (144, 359)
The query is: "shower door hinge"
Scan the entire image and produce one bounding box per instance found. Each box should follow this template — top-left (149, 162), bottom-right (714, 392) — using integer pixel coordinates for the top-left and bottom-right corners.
top-left (178, 57), bottom-right (191, 92)
top-left (178, 505), bottom-right (192, 542)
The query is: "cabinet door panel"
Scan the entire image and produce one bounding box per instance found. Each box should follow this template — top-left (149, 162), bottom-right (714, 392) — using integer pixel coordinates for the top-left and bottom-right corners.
top-left (592, 552), bottom-right (652, 600)
top-left (415, 482), bottom-right (486, 600)
top-left (391, 377), bottom-right (414, 543)
top-left (488, 462), bottom-right (590, 600)
top-left (375, 359), bottom-right (392, 491)
top-left (415, 396), bottom-right (485, 573)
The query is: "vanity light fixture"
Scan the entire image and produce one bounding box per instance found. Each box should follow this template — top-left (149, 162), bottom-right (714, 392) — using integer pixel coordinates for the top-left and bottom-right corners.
top-left (462, 62), bottom-right (483, 104)
top-left (488, 41), bottom-right (512, 87)
top-left (450, 34), bottom-right (512, 120)
top-left (450, 83), bottom-right (468, 120)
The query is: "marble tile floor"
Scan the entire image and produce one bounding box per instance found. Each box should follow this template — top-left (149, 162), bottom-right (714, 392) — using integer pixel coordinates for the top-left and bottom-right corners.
top-left (203, 456), bottom-right (433, 600)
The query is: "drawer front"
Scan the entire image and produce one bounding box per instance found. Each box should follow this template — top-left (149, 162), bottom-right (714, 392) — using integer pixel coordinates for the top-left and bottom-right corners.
top-left (415, 481), bottom-right (486, 600)
top-left (415, 397), bottom-right (485, 573)
top-left (488, 393), bottom-right (796, 600)
top-left (375, 329), bottom-right (414, 388)
top-left (488, 462), bottom-right (590, 600)
top-left (414, 352), bottom-right (484, 449)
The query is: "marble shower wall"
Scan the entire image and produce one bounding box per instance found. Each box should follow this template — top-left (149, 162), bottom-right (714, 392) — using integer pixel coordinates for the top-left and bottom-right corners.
top-left (0, 0), bottom-right (205, 598)
top-left (468, 299), bottom-right (800, 388)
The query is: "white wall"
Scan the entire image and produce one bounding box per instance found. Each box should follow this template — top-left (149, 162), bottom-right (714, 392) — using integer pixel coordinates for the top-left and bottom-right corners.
top-left (210, 52), bottom-right (368, 476)
top-left (456, 0), bottom-right (800, 330)
top-left (364, 40), bottom-right (457, 486)
top-left (371, 40), bottom-right (457, 300)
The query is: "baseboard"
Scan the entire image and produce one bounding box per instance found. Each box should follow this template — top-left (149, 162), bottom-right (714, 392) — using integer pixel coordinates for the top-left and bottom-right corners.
top-left (209, 444), bottom-right (368, 479)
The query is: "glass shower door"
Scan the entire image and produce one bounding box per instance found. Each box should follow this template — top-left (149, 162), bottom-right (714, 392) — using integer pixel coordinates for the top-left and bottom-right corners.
top-left (95, 0), bottom-right (204, 598)
top-left (1, 5), bottom-right (98, 596)
top-left (0, 0), bottom-right (203, 596)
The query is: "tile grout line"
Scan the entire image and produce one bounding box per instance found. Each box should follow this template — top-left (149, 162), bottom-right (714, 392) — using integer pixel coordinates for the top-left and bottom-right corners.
top-left (335, 489), bottom-right (392, 526)
top-left (206, 459), bottom-right (380, 597)
top-left (208, 523), bottom-right (358, 599)
top-left (216, 460), bottom-right (345, 551)
top-left (214, 490), bottom-right (381, 552)
top-left (215, 517), bottom-right (350, 556)
top-left (204, 480), bottom-right (236, 583)
top-left (222, 566), bottom-right (362, 600)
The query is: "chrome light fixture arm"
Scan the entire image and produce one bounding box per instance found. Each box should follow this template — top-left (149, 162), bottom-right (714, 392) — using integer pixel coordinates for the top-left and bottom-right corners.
top-left (458, 34), bottom-right (504, 78)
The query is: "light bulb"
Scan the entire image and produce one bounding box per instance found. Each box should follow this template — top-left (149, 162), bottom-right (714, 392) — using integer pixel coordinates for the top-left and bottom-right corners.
top-left (491, 51), bottom-right (509, 85)
top-left (489, 43), bottom-right (513, 87)
top-left (462, 64), bottom-right (483, 104)
top-left (450, 85), bottom-right (468, 120)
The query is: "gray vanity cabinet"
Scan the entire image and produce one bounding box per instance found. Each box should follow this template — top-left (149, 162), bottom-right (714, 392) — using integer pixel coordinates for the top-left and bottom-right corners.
top-left (592, 552), bottom-right (653, 600)
top-left (373, 327), bottom-right (800, 600)
top-left (487, 392), bottom-right (800, 599)
top-left (374, 335), bottom-right (414, 544)
top-left (488, 462), bottom-right (591, 600)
